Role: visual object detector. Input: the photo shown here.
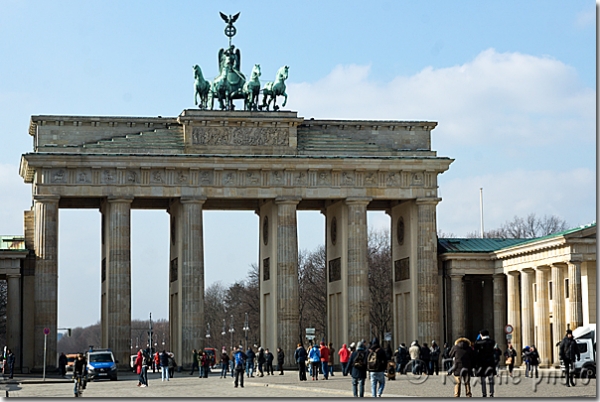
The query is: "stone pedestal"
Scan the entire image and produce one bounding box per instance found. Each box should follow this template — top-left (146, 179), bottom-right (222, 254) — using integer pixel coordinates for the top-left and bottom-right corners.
top-left (103, 196), bottom-right (133, 369)
top-left (551, 264), bottom-right (565, 366)
top-left (520, 268), bottom-right (535, 349)
top-left (568, 261), bottom-right (583, 330)
top-left (345, 198), bottom-right (371, 343)
top-left (415, 198), bottom-right (441, 343)
top-left (535, 267), bottom-right (551, 367)
top-left (492, 273), bottom-right (506, 347)
top-left (33, 194), bottom-right (59, 369)
top-left (450, 274), bottom-right (465, 341)
top-left (507, 271), bottom-right (521, 364)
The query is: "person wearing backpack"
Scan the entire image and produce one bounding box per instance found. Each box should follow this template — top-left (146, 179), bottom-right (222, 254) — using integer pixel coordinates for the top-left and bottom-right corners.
top-left (348, 340), bottom-right (368, 397)
top-left (294, 343), bottom-right (308, 381)
top-left (367, 337), bottom-right (388, 397)
top-left (474, 329), bottom-right (496, 397)
top-left (233, 346), bottom-right (247, 388)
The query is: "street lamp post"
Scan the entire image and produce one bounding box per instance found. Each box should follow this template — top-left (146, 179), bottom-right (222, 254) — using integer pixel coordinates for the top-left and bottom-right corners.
top-left (228, 315), bottom-right (235, 351)
top-left (243, 313), bottom-right (249, 352)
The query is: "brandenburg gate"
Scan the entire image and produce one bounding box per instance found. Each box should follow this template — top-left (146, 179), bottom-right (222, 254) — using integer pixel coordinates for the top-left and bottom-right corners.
top-left (18, 109), bottom-right (452, 370)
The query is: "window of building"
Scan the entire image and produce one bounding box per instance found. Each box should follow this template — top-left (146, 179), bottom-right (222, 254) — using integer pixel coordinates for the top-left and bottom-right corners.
top-left (533, 283), bottom-right (537, 302)
top-left (565, 278), bottom-right (569, 298)
top-left (549, 281), bottom-right (553, 300)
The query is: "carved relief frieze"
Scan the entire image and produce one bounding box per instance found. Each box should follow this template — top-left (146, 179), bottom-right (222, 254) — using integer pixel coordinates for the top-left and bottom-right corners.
top-left (411, 172), bottom-right (423, 186)
top-left (192, 126), bottom-right (289, 146)
top-left (199, 170), bottom-right (214, 185)
top-left (364, 172), bottom-right (377, 187)
top-left (244, 171), bottom-right (260, 186)
top-left (270, 170), bottom-right (284, 186)
top-left (342, 171), bottom-right (355, 186)
top-left (51, 169), bottom-right (67, 184)
top-left (222, 170), bottom-right (237, 186)
top-left (101, 169), bottom-right (117, 184)
top-left (176, 170), bottom-right (189, 185)
top-left (150, 170), bottom-right (164, 184)
top-left (294, 171), bottom-right (308, 186)
top-left (318, 171), bottom-right (331, 186)
top-left (386, 172), bottom-right (400, 187)
top-left (76, 169), bottom-right (92, 184)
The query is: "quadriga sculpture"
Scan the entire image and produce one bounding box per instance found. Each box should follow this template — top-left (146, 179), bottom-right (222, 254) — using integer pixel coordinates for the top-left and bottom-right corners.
top-left (260, 66), bottom-right (289, 111)
top-left (243, 64), bottom-right (261, 111)
top-left (193, 65), bottom-right (211, 110)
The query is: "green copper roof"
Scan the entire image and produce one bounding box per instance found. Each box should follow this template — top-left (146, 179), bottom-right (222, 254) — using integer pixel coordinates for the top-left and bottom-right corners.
top-left (0, 236), bottom-right (27, 251)
top-left (437, 238), bottom-right (530, 253)
top-left (438, 222), bottom-right (596, 254)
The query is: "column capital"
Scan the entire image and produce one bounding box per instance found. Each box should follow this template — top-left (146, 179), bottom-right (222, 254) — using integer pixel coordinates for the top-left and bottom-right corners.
top-left (415, 197), bottom-right (442, 206)
top-left (106, 195), bottom-right (134, 203)
top-left (492, 272), bottom-right (506, 279)
top-left (522, 267), bottom-right (535, 273)
top-left (537, 265), bottom-right (551, 272)
top-left (344, 197), bottom-right (372, 206)
top-left (180, 196), bottom-right (206, 204)
top-left (449, 272), bottom-right (464, 280)
top-left (274, 196), bottom-right (301, 205)
top-left (33, 194), bottom-right (60, 203)
top-left (6, 273), bottom-right (21, 279)
top-left (568, 259), bottom-right (583, 266)
top-left (507, 270), bottom-right (520, 277)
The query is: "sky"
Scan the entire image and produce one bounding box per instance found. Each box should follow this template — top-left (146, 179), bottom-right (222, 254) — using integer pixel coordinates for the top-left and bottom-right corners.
top-left (0, 0), bottom-right (596, 328)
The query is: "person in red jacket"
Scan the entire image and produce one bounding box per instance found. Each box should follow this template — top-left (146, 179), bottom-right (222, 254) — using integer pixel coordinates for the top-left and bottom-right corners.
top-left (135, 350), bottom-right (147, 387)
top-left (319, 341), bottom-right (330, 380)
top-left (338, 344), bottom-right (351, 376)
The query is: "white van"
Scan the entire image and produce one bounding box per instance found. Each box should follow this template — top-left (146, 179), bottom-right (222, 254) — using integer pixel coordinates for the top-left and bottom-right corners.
top-left (561, 324), bottom-right (596, 378)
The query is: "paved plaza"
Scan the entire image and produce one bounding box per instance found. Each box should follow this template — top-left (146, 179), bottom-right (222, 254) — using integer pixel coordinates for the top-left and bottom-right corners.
top-left (2, 368), bottom-right (596, 398)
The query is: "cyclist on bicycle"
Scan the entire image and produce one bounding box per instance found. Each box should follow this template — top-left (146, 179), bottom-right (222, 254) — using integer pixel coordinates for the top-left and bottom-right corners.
top-left (73, 353), bottom-right (87, 396)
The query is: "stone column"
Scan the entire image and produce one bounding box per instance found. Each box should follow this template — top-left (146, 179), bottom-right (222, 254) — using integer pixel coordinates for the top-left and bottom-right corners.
top-left (535, 267), bottom-right (551, 367)
top-left (415, 198), bottom-right (441, 343)
top-left (7, 273), bottom-right (22, 369)
top-left (33, 194), bottom-right (59, 369)
top-left (492, 273), bottom-right (507, 347)
top-left (551, 264), bottom-right (565, 366)
top-left (180, 197), bottom-right (205, 367)
top-left (506, 271), bottom-right (521, 364)
top-left (450, 274), bottom-right (465, 341)
top-left (520, 268), bottom-right (535, 349)
top-left (275, 197), bottom-right (300, 367)
top-left (345, 197), bottom-right (371, 343)
top-left (568, 261), bottom-right (583, 330)
top-left (106, 196), bottom-right (133, 369)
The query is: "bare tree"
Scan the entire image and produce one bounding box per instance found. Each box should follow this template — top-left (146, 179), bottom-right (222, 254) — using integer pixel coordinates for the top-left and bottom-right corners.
top-left (468, 213), bottom-right (569, 239)
top-left (368, 229), bottom-right (392, 343)
top-left (298, 245), bottom-right (327, 343)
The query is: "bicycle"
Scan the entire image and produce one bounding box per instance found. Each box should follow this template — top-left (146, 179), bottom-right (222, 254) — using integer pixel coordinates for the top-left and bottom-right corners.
top-left (74, 373), bottom-right (87, 397)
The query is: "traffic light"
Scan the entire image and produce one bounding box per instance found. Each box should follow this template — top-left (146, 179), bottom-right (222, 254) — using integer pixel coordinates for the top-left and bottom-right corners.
top-left (68, 329), bottom-right (72, 337)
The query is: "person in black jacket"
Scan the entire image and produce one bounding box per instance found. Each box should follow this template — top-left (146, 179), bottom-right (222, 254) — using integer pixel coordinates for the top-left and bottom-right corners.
top-left (257, 347), bottom-right (266, 377)
top-left (449, 337), bottom-right (473, 398)
top-left (294, 343), bottom-right (307, 381)
top-left (245, 347), bottom-right (256, 378)
top-left (525, 345), bottom-right (540, 379)
top-left (368, 337), bottom-right (388, 397)
top-left (276, 347), bottom-right (285, 375)
top-left (560, 329), bottom-right (581, 387)
top-left (474, 329), bottom-right (496, 397)
top-left (420, 343), bottom-right (431, 375)
top-left (265, 348), bottom-right (274, 375)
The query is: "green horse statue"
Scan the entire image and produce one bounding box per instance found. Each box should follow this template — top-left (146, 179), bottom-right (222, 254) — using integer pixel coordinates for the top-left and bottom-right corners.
top-left (210, 44), bottom-right (246, 110)
top-left (260, 65), bottom-right (289, 111)
top-left (243, 64), bottom-right (261, 111)
top-left (193, 65), bottom-right (211, 110)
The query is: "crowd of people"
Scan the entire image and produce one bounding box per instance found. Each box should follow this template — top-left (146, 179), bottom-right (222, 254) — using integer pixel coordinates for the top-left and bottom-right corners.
top-left (119, 327), bottom-right (585, 397)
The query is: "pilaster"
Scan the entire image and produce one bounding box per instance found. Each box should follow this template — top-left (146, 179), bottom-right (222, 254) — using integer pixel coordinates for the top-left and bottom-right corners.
top-left (415, 197), bottom-right (441, 343)
top-left (520, 268), bottom-right (535, 350)
top-left (450, 274), bottom-right (465, 341)
top-left (7, 273), bottom-right (22, 370)
top-left (506, 271), bottom-right (521, 364)
top-left (492, 273), bottom-right (506, 348)
top-left (535, 267), bottom-right (551, 367)
top-left (551, 264), bottom-right (565, 366)
top-left (33, 194), bottom-right (59, 370)
top-left (568, 261), bottom-right (583, 330)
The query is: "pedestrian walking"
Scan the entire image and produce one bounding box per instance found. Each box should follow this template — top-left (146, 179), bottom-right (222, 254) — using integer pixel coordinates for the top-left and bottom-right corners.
top-left (265, 348), bottom-right (274, 375)
top-left (474, 329), bottom-right (496, 397)
top-left (319, 341), bottom-right (330, 379)
top-left (58, 352), bottom-right (68, 378)
top-left (449, 337), bottom-right (474, 398)
top-left (257, 347), bottom-right (266, 377)
top-left (394, 343), bottom-right (410, 374)
top-left (168, 353), bottom-right (177, 378)
top-left (348, 340), bottom-right (368, 397)
top-left (367, 337), bottom-right (387, 397)
top-left (338, 343), bottom-right (351, 376)
top-left (160, 350), bottom-right (169, 381)
top-left (5, 349), bottom-right (14, 380)
top-left (504, 343), bottom-right (517, 377)
top-left (430, 341), bottom-right (441, 375)
top-left (276, 347), bottom-right (285, 375)
top-left (220, 348), bottom-right (230, 378)
top-left (233, 346), bottom-right (247, 388)
top-left (328, 342), bottom-right (335, 376)
top-left (308, 344), bottom-right (321, 380)
top-left (409, 340), bottom-right (421, 374)
top-left (442, 342), bottom-right (453, 372)
top-left (153, 352), bottom-right (160, 373)
top-left (294, 343), bottom-right (308, 381)
top-left (190, 349), bottom-right (199, 376)
top-left (421, 342), bottom-right (431, 375)
top-left (246, 346), bottom-right (256, 377)
top-left (526, 345), bottom-right (540, 378)
top-left (493, 344), bottom-right (502, 376)
top-left (560, 329), bottom-right (580, 387)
